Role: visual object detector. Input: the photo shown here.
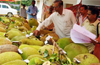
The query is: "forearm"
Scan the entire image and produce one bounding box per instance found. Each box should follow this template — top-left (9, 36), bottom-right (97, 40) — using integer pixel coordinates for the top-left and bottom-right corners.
top-left (36, 18), bottom-right (53, 31)
top-left (26, 8), bottom-right (31, 15)
top-left (36, 22), bottom-right (45, 31)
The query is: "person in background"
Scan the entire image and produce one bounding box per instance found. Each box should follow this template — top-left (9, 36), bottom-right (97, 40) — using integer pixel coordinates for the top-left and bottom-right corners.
top-left (78, 5), bottom-right (88, 26)
top-left (20, 4), bottom-right (27, 19)
top-left (98, 9), bottom-right (100, 21)
top-left (82, 6), bottom-right (99, 36)
top-left (81, 6), bottom-right (99, 53)
top-left (43, 5), bottom-right (54, 31)
top-left (33, 0), bottom-right (76, 38)
top-left (26, 0), bottom-right (38, 20)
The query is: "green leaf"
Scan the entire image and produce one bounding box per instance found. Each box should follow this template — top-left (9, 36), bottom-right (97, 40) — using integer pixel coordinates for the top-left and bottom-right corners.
top-left (0, 18), bottom-right (1, 21)
top-left (65, 55), bottom-right (72, 64)
top-left (44, 49), bottom-right (49, 58)
top-left (49, 53), bottom-right (58, 62)
top-left (12, 21), bottom-right (15, 24)
top-left (56, 57), bottom-right (60, 62)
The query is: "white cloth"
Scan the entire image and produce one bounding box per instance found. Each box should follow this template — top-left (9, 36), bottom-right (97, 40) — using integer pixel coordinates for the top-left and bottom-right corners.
top-left (20, 8), bottom-right (27, 18)
top-left (37, 9), bottom-right (76, 38)
top-left (79, 15), bottom-right (87, 26)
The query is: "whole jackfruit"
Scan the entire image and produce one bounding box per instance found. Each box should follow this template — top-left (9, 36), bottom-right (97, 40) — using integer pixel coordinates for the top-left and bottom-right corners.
top-left (73, 53), bottom-right (99, 65)
top-left (20, 38), bottom-right (44, 46)
top-left (57, 38), bottom-right (71, 49)
top-left (21, 47), bottom-right (39, 60)
top-left (0, 37), bottom-right (12, 45)
top-left (28, 57), bottom-right (44, 65)
top-left (0, 52), bottom-right (22, 65)
top-left (27, 54), bottom-right (47, 61)
top-left (64, 43), bottom-right (89, 61)
top-left (29, 18), bottom-right (38, 27)
top-left (2, 60), bottom-right (27, 65)
top-left (0, 44), bottom-right (18, 53)
top-left (7, 28), bottom-right (25, 39)
top-left (11, 36), bottom-right (27, 42)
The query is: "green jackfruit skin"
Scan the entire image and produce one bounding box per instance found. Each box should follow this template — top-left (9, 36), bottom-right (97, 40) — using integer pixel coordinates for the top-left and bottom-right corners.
top-left (21, 47), bottom-right (39, 60)
top-left (2, 60), bottom-right (27, 65)
top-left (29, 18), bottom-right (38, 27)
top-left (64, 43), bottom-right (89, 61)
top-left (57, 37), bottom-right (70, 49)
top-left (28, 57), bottom-right (43, 65)
top-left (73, 53), bottom-right (99, 65)
top-left (0, 52), bottom-right (22, 65)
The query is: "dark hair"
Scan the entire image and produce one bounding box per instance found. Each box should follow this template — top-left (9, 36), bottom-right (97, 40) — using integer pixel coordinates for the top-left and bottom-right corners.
top-left (54, 0), bottom-right (63, 7)
top-left (49, 5), bottom-right (54, 13)
top-left (23, 4), bottom-right (25, 6)
top-left (99, 9), bottom-right (100, 11)
top-left (88, 6), bottom-right (99, 18)
top-left (80, 5), bottom-right (88, 10)
top-left (32, 0), bottom-right (35, 3)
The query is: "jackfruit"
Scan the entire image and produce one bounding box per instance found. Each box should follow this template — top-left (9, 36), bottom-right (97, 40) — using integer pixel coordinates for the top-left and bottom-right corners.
top-left (2, 60), bottom-right (27, 65)
top-left (73, 53), bottom-right (99, 65)
top-left (29, 18), bottom-right (38, 27)
top-left (21, 47), bottom-right (39, 60)
top-left (57, 37), bottom-right (71, 49)
top-left (0, 37), bottom-right (12, 45)
top-left (0, 52), bottom-right (22, 64)
top-left (64, 43), bottom-right (89, 61)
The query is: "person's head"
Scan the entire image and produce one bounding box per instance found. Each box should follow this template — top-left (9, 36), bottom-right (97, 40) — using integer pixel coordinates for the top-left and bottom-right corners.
top-left (53, 0), bottom-right (63, 12)
top-left (49, 5), bottom-right (54, 13)
top-left (32, 0), bottom-right (35, 6)
top-left (79, 5), bottom-right (88, 15)
top-left (22, 4), bottom-right (25, 8)
top-left (87, 6), bottom-right (99, 22)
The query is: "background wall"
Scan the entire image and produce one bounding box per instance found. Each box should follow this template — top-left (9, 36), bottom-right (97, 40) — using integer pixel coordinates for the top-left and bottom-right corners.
top-left (77, 0), bottom-right (100, 6)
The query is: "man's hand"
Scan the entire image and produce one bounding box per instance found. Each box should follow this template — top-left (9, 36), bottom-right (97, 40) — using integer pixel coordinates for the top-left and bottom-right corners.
top-left (31, 12), bottom-right (36, 16)
top-left (31, 13), bottom-right (33, 16)
top-left (90, 39), bottom-right (99, 45)
top-left (33, 30), bottom-right (39, 36)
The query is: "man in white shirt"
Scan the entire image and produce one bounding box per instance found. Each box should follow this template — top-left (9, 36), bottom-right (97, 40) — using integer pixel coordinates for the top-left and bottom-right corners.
top-left (20, 4), bottom-right (27, 19)
top-left (33, 0), bottom-right (76, 38)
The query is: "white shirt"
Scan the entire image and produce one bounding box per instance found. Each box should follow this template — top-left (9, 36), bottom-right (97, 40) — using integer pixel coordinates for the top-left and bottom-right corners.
top-left (37, 9), bottom-right (76, 38)
top-left (20, 8), bottom-right (27, 18)
top-left (79, 15), bottom-right (87, 26)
